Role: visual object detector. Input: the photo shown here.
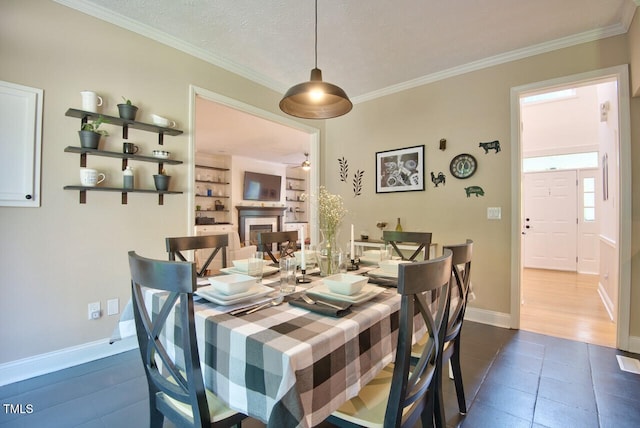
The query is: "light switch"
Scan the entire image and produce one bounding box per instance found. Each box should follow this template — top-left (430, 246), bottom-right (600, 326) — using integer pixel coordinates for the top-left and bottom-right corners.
top-left (107, 298), bottom-right (119, 316)
top-left (487, 207), bottom-right (501, 220)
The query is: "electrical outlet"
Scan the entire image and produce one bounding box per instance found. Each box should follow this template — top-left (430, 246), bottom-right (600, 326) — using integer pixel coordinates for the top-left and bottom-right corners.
top-left (107, 298), bottom-right (119, 316)
top-left (88, 302), bottom-right (101, 320)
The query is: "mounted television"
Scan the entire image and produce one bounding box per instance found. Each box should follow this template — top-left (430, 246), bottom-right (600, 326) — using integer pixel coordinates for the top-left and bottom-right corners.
top-left (243, 171), bottom-right (282, 201)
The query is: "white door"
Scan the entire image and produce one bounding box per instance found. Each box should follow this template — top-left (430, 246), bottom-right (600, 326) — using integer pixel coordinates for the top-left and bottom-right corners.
top-left (523, 170), bottom-right (577, 271)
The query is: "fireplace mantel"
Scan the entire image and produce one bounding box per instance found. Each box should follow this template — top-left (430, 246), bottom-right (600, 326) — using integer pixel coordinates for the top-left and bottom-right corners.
top-left (236, 206), bottom-right (287, 244)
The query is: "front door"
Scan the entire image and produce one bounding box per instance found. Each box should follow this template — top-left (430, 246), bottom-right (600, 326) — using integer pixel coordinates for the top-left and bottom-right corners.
top-left (523, 170), bottom-right (577, 271)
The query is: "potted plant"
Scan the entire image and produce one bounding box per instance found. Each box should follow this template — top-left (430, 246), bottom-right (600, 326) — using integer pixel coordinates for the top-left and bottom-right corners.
top-left (153, 168), bottom-right (171, 191)
top-left (117, 96), bottom-right (138, 121)
top-left (78, 116), bottom-right (109, 149)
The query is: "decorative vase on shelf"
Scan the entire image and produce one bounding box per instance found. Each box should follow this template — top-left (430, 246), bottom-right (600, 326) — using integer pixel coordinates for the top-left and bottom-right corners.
top-left (317, 228), bottom-right (342, 277)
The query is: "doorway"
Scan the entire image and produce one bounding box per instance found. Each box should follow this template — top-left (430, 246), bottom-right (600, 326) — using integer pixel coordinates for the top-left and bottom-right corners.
top-left (188, 86), bottom-right (321, 244)
top-left (510, 65), bottom-right (633, 350)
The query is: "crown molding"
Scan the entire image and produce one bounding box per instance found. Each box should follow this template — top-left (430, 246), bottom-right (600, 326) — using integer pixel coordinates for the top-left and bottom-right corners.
top-left (53, 0), bottom-right (288, 95)
top-left (352, 23), bottom-right (629, 104)
top-left (55, 0), bottom-right (633, 106)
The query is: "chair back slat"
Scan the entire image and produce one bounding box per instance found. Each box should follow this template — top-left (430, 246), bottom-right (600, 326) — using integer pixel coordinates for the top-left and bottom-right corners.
top-left (443, 239), bottom-right (473, 340)
top-left (128, 251), bottom-right (211, 427)
top-left (385, 249), bottom-right (452, 427)
top-left (383, 231), bottom-right (433, 261)
top-left (166, 234), bottom-right (229, 277)
top-left (256, 231), bottom-right (298, 263)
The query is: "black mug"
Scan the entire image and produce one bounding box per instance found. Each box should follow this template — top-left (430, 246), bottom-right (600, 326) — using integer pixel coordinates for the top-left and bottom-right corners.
top-left (123, 142), bottom-right (139, 154)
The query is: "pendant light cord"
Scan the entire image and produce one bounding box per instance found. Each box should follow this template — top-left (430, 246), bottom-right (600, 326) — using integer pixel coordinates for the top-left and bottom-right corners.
top-left (314, 0), bottom-right (318, 69)
top-left (315, 0), bottom-right (318, 68)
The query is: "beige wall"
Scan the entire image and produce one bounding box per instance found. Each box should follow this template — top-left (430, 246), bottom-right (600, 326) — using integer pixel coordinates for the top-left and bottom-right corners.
top-left (0, 0), bottom-right (638, 367)
top-left (0, 0), bottom-right (324, 364)
top-left (630, 10), bottom-right (640, 96)
top-left (325, 36), bottom-right (640, 327)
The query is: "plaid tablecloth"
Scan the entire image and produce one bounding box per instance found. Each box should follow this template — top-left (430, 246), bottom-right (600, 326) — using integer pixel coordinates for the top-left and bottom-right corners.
top-left (123, 268), bottom-right (428, 427)
top-left (189, 290), bottom-right (402, 427)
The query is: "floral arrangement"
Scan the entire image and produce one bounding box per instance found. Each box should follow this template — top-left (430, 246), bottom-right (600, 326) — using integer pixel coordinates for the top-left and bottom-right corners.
top-left (318, 186), bottom-right (347, 237)
top-left (316, 187), bottom-right (348, 275)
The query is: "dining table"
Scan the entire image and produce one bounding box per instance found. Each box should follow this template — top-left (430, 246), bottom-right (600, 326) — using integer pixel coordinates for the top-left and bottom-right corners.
top-left (116, 261), bottom-right (431, 427)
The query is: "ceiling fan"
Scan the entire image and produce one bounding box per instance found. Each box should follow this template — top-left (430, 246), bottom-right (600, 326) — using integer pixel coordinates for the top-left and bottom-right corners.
top-left (286, 153), bottom-right (311, 171)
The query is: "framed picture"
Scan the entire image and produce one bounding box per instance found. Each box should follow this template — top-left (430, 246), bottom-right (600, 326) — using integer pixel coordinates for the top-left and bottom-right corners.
top-left (376, 145), bottom-right (425, 193)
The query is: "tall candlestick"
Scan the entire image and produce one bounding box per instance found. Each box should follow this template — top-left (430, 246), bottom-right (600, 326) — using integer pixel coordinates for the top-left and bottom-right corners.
top-left (300, 227), bottom-right (306, 270)
top-left (350, 224), bottom-right (355, 260)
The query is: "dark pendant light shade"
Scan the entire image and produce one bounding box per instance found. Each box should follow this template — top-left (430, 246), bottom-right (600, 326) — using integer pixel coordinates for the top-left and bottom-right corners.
top-left (279, 1), bottom-right (352, 119)
top-left (280, 68), bottom-right (352, 119)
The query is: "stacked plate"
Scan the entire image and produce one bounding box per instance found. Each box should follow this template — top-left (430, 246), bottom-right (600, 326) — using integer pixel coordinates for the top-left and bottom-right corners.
top-left (308, 274), bottom-right (386, 305)
top-left (196, 274), bottom-right (273, 305)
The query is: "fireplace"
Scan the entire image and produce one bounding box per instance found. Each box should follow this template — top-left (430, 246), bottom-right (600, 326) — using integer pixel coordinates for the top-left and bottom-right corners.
top-left (236, 206), bottom-right (287, 247)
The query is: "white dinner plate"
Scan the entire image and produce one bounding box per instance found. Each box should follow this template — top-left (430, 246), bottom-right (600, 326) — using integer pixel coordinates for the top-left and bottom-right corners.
top-left (195, 284), bottom-right (274, 305)
top-left (367, 267), bottom-right (398, 279)
top-left (307, 283), bottom-right (387, 305)
top-left (220, 266), bottom-right (280, 276)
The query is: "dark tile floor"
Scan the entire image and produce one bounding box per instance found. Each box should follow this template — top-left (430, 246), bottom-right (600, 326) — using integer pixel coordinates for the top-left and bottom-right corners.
top-left (1, 321), bottom-right (639, 427)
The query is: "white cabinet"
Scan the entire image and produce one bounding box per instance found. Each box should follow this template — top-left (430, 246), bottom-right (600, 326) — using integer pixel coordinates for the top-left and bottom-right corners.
top-left (0, 81), bottom-right (43, 207)
top-left (283, 222), bottom-right (309, 244)
top-left (194, 224), bottom-right (233, 234)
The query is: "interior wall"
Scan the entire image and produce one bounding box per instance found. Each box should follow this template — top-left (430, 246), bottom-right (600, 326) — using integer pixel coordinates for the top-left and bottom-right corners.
top-left (521, 86), bottom-right (600, 157)
top-left (324, 35), bottom-right (638, 325)
top-left (0, 0), bottom-right (299, 364)
top-left (629, 10), bottom-right (640, 96)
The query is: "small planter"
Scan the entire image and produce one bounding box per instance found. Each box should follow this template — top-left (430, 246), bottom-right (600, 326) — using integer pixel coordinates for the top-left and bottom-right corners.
top-left (117, 103), bottom-right (138, 121)
top-left (153, 174), bottom-right (171, 191)
top-left (78, 130), bottom-right (101, 149)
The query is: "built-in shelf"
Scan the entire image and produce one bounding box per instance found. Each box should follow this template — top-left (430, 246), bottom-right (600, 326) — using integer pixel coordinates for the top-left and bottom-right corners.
top-left (195, 164), bottom-right (229, 172)
top-left (195, 180), bottom-right (229, 185)
top-left (195, 195), bottom-right (230, 198)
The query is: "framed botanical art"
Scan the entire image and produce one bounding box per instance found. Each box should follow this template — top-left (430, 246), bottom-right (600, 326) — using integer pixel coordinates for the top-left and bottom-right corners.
top-left (375, 145), bottom-right (425, 193)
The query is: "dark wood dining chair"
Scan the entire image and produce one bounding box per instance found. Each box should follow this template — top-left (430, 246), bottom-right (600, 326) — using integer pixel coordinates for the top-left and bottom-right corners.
top-left (327, 250), bottom-right (452, 428)
top-left (166, 234), bottom-right (229, 277)
top-left (128, 251), bottom-right (246, 428)
top-left (412, 239), bottom-right (473, 426)
top-left (383, 230), bottom-right (433, 261)
top-left (256, 231), bottom-right (298, 263)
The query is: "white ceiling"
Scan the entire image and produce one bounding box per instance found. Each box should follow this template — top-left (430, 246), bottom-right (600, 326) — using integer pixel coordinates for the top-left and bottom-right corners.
top-left (58, 0), bottom-right (638, 162)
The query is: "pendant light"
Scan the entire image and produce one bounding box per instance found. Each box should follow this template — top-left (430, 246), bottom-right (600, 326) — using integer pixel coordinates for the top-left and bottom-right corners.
top-left (301, 152), bottom-right (311, 171)
top-left (279, 0), bottom-right (352, 119)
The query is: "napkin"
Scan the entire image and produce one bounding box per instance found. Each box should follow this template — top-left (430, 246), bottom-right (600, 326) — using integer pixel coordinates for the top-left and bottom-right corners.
top-left (289, 297), bottom-right (352, 317)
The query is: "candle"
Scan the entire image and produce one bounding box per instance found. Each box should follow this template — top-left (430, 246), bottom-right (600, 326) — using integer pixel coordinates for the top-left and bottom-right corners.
top-left (350, 224), bottom-right (355, 260)
top-left (300, 227), bottom-right (306, 270)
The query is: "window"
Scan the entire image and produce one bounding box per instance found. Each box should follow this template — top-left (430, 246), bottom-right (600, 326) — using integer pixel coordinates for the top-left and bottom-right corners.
top-left (523, 152), bottom-right (598, 172)
top-left (583, 177), bottom-right (596, 221)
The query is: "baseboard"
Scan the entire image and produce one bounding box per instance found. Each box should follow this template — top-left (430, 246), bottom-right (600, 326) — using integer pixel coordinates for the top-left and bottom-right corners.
top-left (627, 335), bottom-right (640, 354)
top-left (0, 336), bottom-right (138, 387)
top-left (597, 282), bottom-right (616, 322)
top-left (465, 307), bottom-right (512, 329)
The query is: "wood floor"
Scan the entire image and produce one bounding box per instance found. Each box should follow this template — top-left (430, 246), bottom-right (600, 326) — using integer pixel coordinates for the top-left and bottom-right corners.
top-left (520, 268), bottom-right (616, 348)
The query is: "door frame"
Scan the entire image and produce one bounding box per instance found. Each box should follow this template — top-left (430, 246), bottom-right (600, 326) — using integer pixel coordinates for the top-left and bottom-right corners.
top-left (188, 85), bottom-right (321, 245)
top-left (509, 65), bottom-right (632, 350)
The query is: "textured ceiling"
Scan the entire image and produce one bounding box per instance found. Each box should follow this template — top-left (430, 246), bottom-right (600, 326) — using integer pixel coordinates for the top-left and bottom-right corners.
top-left (57, 0), bottom-right (638, 161)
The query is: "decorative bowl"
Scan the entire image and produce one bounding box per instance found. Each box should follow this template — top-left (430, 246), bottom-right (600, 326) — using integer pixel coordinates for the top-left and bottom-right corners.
top-left (379, 259), bottom-right (411, 274)
top-left (232, 258), bottom-right (268, 273)
top-left (323, 273), bottom-right (368, 296)
top-left (208, 273), bottom-right (255, 295)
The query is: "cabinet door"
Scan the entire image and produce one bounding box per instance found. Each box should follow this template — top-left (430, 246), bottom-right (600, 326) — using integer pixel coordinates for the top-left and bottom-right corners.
top-left (0, 81), bottom-right (43, 207)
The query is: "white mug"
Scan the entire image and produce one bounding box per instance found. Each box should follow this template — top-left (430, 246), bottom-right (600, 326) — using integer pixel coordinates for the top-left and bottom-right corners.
top-left (80, 168), bottom-right (106, 187)
top-left (80, 91), bottom-right (103, 112)
top-left (150, 114), bottom-right (176, 128)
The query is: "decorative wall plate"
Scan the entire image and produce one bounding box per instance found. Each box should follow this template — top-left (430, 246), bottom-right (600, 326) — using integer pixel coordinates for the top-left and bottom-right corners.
top-left (449, 154), bottom-right (477, 179)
